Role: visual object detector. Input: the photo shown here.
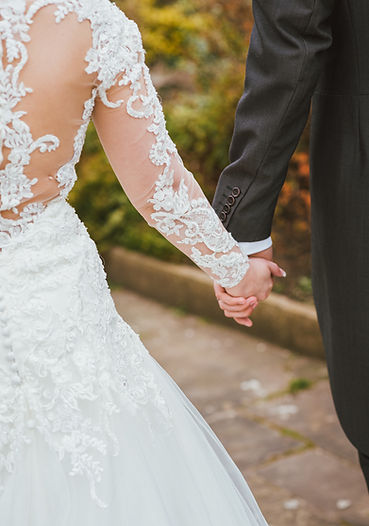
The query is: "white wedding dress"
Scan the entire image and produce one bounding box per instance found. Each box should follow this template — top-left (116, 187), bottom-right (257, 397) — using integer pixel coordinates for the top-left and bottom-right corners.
top-left (0, 1), bottom-right (269, 524)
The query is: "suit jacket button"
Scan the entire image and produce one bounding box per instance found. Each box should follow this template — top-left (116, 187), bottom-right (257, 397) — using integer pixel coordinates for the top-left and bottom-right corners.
top-left (227, 195), bottom-right (235, 206)
top-left (232, 187), bottom-right (241, 197)
top-left (220, 211), bottom-right (227, 222)
top-left (223, 204), bottom-right (231, 213)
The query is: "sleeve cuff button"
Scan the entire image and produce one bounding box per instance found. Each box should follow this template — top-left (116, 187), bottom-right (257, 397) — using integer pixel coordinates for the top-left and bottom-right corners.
top-left (223, 204), bottom-right (231, 213)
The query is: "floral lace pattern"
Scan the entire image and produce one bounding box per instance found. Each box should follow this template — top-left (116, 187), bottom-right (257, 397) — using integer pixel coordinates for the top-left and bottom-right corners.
top-left (0, 198), bottom-right (171, 507)
top-left (99, 15), bottom-right (249, 288)
top-left (0, 0), bottom-right (112, 249)
top-left (0, 0), bottom-right (59, 244)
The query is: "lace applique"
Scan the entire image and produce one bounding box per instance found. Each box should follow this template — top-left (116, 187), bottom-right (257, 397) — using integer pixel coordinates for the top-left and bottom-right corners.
top-left (110, 318), bottom-right (172, 431)
top-left (0, 3), bottom-right (60, 213)
top-left (95, 12), bottom-right (249, 288)
top-left (0, 201), bottom-right (46, 249)
top-left (54, 94), bottom-right (96, 198)
top-left (0, 198), bottom-right (172, 508)
top-left (0, 0), bottom-right (113, 248)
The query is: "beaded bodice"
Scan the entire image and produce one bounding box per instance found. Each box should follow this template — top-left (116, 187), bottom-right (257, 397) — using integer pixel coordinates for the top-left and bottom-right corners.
top-left (0, 0), bottom-right (249, 287)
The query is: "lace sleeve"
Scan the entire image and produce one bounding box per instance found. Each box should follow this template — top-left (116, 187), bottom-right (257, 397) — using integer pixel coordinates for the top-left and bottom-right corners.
top-left (91, 14), bottom-right (249, 288)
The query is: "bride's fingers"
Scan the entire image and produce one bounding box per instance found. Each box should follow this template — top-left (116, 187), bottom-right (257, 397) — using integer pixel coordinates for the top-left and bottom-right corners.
top-left (217, 292), bottom-right (256, 308)
top-left (218, 293), bottom-right (248, 307)
top-left (214, 281), bottom-right (249, 310)
top-left (223, 303), bottom-right (257, 318)
top-left (213, 281), bottom-right (225, 297)
top-left (221, 302), bottom-right (257, 315)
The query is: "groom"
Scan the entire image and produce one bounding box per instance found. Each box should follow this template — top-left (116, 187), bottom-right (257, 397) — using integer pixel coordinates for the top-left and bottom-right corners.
top-left (213, 0), bottom-right (369, 489)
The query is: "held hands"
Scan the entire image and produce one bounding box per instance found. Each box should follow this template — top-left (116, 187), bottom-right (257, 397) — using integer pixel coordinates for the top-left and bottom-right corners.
top-left (214, 247), bottom-right (286, 327)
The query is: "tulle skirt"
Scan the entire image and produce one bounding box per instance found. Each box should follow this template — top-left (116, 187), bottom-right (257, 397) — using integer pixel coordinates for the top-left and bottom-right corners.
top-left (0, 197), bottom-right (268, 525)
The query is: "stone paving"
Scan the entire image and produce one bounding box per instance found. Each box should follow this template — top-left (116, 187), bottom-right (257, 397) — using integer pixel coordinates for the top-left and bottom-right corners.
top-left (112, 287), bottom-right (369, 526)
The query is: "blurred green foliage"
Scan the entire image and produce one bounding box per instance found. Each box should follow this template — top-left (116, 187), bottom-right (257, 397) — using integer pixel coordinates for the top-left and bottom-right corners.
top-left (69, 0), bottom-right (312, 302)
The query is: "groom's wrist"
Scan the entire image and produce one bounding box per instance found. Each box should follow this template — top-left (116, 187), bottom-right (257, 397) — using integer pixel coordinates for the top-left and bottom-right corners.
top-left (238, 237), bottom-right (273, 256)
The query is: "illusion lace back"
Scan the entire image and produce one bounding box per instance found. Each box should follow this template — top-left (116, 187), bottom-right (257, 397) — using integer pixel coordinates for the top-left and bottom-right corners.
top-left (0, 2), bottom-right (269, 525)
top-left (0, 1), bottom-right (94, 247)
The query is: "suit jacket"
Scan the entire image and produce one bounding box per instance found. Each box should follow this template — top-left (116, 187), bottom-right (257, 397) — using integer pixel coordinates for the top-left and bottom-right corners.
top-left (213, 0), bottom-right (369, 456)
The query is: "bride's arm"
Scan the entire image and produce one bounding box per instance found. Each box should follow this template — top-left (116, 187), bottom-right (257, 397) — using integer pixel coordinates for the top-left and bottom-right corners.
top-left (91, 15), bottom-right (284, 299)
top-left (91, 18), bottom-right (251, 289)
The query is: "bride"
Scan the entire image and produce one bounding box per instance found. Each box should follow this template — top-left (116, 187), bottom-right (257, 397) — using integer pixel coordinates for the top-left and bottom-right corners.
top-left (0, 1), bottom-right (284, 524)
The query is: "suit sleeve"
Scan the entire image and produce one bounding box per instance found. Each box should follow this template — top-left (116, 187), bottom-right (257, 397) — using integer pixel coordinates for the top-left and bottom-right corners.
top-left (213, 0), bottom-right (335, 242)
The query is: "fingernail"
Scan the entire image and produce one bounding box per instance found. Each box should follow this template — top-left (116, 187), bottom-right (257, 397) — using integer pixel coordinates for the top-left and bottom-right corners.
top-left (281, 269), bottom-right (287, 277)
top-left (250, 301), bottom-right (257, 308)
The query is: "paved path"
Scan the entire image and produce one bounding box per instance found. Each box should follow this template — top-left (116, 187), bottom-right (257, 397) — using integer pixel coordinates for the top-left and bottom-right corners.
top-left (112, 287), bottom-right (369, 526)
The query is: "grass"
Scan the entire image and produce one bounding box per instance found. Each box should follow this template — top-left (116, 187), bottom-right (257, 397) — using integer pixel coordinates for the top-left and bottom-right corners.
top-left (288, 377), bottom-right (313, 394)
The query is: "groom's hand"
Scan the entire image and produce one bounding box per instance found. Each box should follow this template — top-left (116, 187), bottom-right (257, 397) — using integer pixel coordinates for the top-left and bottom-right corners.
top-left (214, 248), bottom-right (286, 327)
top-left (227, 257), bottom-right (285, 301)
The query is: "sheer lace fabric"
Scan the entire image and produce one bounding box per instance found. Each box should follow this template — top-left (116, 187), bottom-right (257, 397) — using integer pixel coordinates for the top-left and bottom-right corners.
top-left (0, 2), bottom-right (95, 245)
top-left (0, 0), bottom-right (249, 287)
top-left (92, 49), bottom-right (248, 287)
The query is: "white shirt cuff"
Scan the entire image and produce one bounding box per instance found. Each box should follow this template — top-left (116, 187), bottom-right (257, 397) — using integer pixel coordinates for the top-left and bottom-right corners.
top-left (238, 237), bottom-right (273, 256)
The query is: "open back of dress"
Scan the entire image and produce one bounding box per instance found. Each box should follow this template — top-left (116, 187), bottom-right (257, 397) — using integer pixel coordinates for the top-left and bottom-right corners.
top-left (0, 2), bottom-right (89, 225)
top-left (0, 2), bottom-right (95, 245)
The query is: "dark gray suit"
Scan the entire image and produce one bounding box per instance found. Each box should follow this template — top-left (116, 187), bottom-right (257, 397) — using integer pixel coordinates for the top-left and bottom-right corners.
top-left (213, 0), bottom-right (369, 487)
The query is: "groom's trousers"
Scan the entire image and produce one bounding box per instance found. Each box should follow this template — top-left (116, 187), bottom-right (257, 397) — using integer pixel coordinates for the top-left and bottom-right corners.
top-left (213, 0), bottom-right (369, 482)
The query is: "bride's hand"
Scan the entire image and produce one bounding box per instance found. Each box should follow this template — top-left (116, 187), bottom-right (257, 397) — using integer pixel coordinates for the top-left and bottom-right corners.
top-left (214, 283), bottom-right (259, 327)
